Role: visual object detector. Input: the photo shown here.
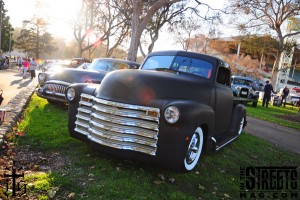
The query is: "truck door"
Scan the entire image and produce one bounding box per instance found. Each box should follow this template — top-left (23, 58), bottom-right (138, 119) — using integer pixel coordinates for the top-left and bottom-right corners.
top-left (214, 67), bottom-right (233, 136)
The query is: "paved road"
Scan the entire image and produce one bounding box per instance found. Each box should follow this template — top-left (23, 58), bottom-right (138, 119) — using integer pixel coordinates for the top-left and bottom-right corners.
top-left (0, 67), bottom-right (38, 107)
top-left (245, 116), bottom-right (300, 155)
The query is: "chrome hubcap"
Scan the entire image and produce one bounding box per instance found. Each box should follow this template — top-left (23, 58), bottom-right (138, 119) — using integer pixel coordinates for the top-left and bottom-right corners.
top-left (186, 134), bottom-right (199, 164)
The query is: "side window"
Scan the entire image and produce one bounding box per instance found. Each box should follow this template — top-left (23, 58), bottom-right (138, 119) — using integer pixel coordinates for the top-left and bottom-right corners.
top-left (216, 67), bottom-right (230, 86)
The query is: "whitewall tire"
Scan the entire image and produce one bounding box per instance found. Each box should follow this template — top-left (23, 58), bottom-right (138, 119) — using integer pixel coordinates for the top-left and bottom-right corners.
top-left (184, 127), bottom-right (204, 171)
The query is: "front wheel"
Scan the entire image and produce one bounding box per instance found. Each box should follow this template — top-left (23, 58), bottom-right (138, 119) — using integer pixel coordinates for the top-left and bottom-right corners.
top-left (183, 127), bottom-right (204, 171)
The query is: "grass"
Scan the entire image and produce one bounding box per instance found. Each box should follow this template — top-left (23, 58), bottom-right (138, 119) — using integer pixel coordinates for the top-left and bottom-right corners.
top-left (13, 94), bottom-right (300, 199)
top-left (246, 100), bottom-right (300, 130)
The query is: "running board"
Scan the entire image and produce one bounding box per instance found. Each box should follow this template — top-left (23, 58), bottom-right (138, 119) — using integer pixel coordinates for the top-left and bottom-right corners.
top-left (212, 135), bottom-right (240, 151)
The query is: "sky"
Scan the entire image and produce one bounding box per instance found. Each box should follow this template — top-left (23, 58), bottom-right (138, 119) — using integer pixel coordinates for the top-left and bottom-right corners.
top-left (5, 0), bottom-right (81, 40)
top-left (5, 0), bottom-right (228, 51)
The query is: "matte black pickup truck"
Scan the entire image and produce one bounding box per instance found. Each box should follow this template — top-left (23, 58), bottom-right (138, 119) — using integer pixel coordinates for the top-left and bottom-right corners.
top-left (66, 50), bottom-right (247, 171)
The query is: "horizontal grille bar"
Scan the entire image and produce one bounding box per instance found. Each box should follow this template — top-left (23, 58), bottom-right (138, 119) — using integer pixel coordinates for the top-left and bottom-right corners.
top-left (44, 83), bottom-right (69, 96)
top-left (75, 93), bottom-right (160, 156)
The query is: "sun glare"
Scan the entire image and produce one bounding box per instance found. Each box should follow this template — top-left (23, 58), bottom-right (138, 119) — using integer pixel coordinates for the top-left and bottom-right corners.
top-left (30, 0), bottom-right (82, 40)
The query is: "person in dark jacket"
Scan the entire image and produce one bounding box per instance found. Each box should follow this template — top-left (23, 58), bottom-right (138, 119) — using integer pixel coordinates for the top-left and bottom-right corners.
top-left (281, 86), bottom-right (290, 107)
top-left (262, 80), bottom-right (275, 108)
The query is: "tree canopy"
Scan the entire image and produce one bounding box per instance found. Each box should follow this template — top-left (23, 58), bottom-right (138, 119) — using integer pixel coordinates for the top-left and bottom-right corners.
top-left (15, 17), bottom-right (57, 58)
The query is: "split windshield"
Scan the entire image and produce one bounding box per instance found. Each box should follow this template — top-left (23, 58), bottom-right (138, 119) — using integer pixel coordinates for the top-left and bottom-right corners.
top-left (142, 55), bottom-right (213, 79)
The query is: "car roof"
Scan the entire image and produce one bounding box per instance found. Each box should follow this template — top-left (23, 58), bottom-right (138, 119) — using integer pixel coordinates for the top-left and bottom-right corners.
top-left (146, 50), bottom-right (224, 63)
top-left (93, 58), bottom-right (140, 67)
top-left (231, 76), bottom-right (254, 81)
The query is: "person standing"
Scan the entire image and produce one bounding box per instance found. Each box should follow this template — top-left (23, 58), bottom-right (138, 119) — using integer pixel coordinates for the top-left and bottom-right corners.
top-left (30, 57), bottom-right (38, 79)
top-left (17, 56), bottom-right (22, 69)
top-left (281, 86), bottom-right (290, 107)
top-left (22, 58), bottom-right (30, 79)
top-left (262, 80), bottom-right (275, 108)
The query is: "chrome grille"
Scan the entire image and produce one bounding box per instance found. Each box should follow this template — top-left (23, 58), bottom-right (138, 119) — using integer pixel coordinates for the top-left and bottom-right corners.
top-left (44, 83), bottom-right (69, 97)
top-left (75, 93), bottom-right (160, 156)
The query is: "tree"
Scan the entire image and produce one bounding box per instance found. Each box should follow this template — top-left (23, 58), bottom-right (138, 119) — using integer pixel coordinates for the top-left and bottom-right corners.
top-left (139, 3), bottom-right (186, 57)
top-left (170, 16), bottom-right (203, 50)
top-left (127, 0), bottom-right (182, 61)
top-left (16, 16), bottom-right (56, 58)
top-left (240, 34), bottom-right (279, 68)
top-left (72, 0), bottom-right (130, 58)
top-left (228, 0), bottom-right (300, 86)
top-left (224, 53), bottom-right (261, 78)
top-left (0, 7), bottom-right (14, 52)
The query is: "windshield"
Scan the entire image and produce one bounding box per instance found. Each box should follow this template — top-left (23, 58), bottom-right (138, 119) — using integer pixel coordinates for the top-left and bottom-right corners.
top-left (142, 55), bottom-right (213, 79)
top-left (232, 78), bottom-right (253, 86)
top-left (87, 59), bottom-right (129, 72)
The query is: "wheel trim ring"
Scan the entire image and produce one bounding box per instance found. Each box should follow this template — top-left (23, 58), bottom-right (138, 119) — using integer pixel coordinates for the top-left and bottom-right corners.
top-left (238, 117), bottom-right (245, 135)
top-left (184, 128), bottom-right (203, 171)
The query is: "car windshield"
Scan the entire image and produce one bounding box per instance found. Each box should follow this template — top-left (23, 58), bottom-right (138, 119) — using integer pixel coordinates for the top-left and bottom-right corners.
top-left (232, 78), bottom-right (252, 86)
top-left (87, 59), bottom-right (129, 72)
top-left (142, 55), bottom-right (213, 79)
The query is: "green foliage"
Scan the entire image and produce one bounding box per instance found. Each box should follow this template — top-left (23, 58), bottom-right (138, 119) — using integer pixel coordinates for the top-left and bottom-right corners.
top-left (16, 94), bottom-right (300, 199)
top-left (0, 8), bottom-right (14, 52)
top-left (240, 34), bottom-right (278, 58)
top-left (15, 17), bottom-right (57, 58)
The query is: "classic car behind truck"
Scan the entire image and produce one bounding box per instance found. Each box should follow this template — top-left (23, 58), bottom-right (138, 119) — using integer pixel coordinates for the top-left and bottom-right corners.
top-left (231, 76), bottom-right (259, 107)
top-left (36, 58), bottom-right (139, 104)
top-left (66, 51), bottom-right (247, 171)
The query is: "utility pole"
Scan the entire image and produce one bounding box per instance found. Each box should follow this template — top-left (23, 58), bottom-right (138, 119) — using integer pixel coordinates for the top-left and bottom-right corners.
top-left (9, 26), bottom-right (11, 54)
top-left (0, 0), bottom-right (3, 51)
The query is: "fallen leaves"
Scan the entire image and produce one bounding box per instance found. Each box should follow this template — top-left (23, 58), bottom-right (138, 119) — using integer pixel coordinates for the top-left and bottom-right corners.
top-left (153, 174), bottom-right (176, 185)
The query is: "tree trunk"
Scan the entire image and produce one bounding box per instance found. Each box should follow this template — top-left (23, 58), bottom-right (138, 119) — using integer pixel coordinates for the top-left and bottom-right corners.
top-left (271, 51), bottom-right (282, 90)
top-left (127, 0), bottom-right (181, 61)
top-left (77, 41), bottom-right (83, 58)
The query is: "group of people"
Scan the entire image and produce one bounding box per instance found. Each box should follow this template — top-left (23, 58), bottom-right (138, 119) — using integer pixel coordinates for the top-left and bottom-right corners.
top-left (262, 80), bottom-right (290, 108)
top-left (17, 57), bottom-right (38, 79)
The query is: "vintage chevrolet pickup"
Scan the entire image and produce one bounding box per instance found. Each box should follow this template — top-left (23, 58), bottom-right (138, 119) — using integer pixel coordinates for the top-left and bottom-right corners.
top-left (66, 51), bottom-right (247, 171)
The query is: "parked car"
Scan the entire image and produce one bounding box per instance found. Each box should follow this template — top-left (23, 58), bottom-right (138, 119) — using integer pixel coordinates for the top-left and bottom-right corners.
top-left (66, 50), bottom-right (247, 171)
top-left (273, 88), bottom-right (300, 106)
top-left (77, 62), bottom-right (91, 69)
top-left (70, 58), bottom-right (91, 68)
top-left (42, 61), bottom-right (68, 72)
top-left (36, 58), bottom-right (139, 104)
top-left (231, 76), bottom-right (258, 107)
top-left (42, 58), bottom-right (91, 72)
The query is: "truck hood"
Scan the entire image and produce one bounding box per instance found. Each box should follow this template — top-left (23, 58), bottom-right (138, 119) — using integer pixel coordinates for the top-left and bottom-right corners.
top-left (97, 69), bottom-right (211, 106)
top-left (46, 68), bottom-right (107, 84)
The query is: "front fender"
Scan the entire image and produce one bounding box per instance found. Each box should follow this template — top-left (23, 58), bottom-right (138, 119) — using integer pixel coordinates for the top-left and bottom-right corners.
top-left (155, 100), bottom-right (215, 164)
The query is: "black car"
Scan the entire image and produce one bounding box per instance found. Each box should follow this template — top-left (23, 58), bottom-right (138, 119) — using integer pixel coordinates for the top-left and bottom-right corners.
top-left (66, 50), bottom-right (247, 171)
top-left (36, 58), bottom-right (139, 103)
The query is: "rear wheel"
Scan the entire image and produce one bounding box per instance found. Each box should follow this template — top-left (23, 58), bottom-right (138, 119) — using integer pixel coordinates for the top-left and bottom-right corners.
top-left (183, 127), bottom-right (203, 171)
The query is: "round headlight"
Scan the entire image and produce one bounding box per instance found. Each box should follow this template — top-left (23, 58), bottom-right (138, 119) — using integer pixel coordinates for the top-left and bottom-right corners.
top-left (235, 86), bottom-right (241, 90)
top-left (66, 87), bottom-right (76, 101)
top-left (164, 106), bottom-right (180, 124)
top-left (38, 73), bottom-right (46, 84)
